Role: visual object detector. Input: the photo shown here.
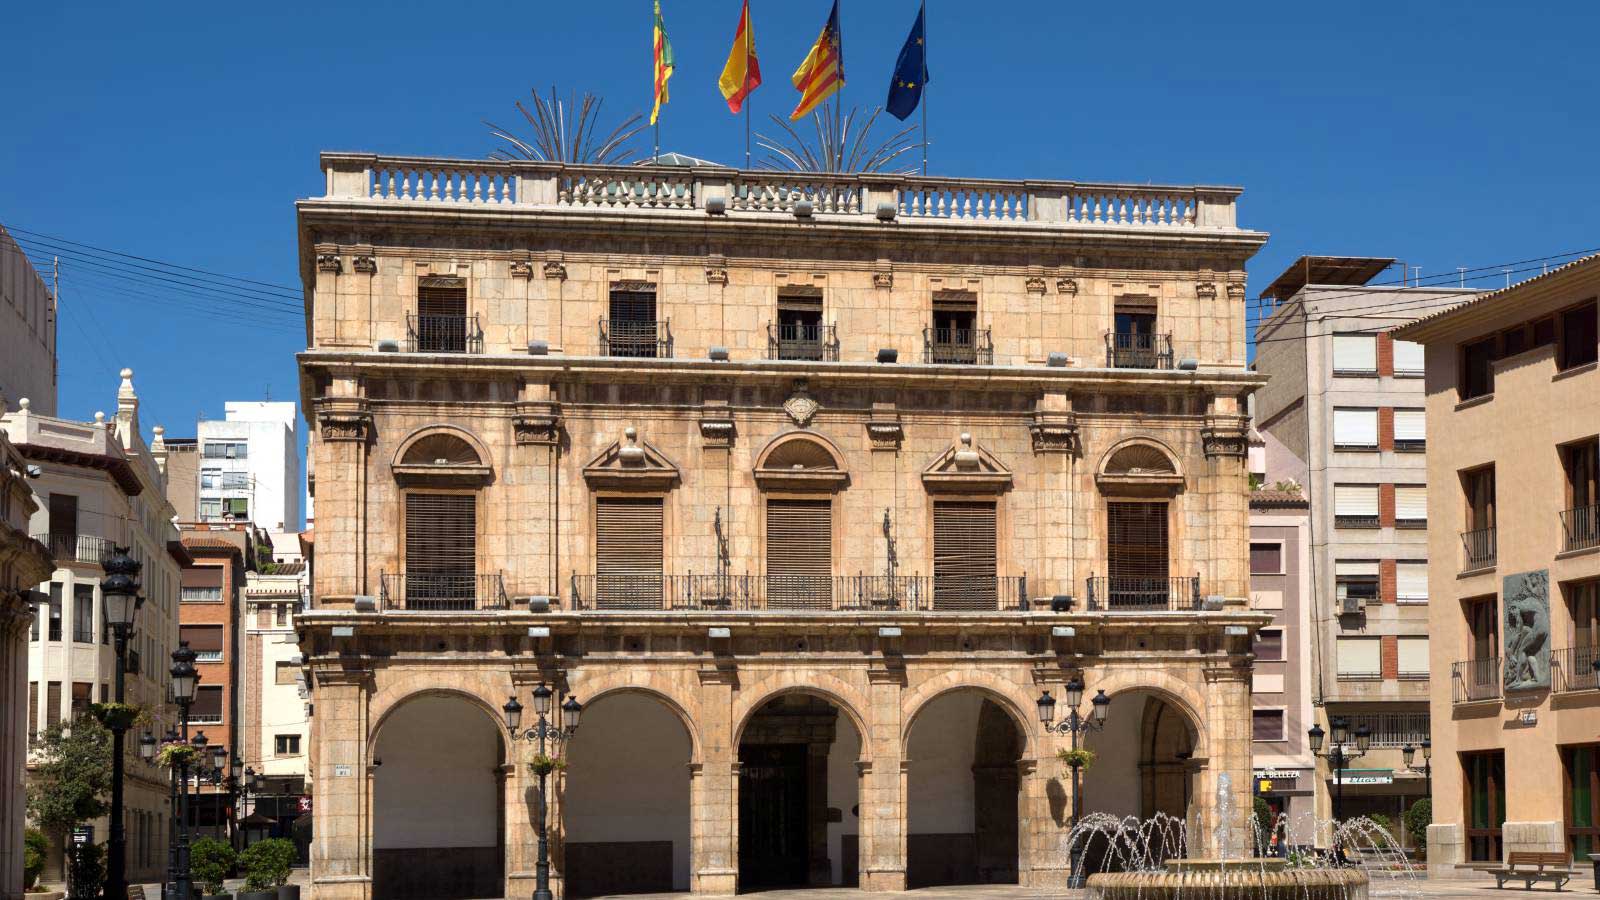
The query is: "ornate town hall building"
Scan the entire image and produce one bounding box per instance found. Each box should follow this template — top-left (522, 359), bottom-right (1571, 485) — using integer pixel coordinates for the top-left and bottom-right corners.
top-left (295, 154), bottom-right (1269, 900)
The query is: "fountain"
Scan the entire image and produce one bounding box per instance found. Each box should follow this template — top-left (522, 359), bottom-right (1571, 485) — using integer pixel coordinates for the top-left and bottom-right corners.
top-left (1068, 776), bottom-right (1418, 899)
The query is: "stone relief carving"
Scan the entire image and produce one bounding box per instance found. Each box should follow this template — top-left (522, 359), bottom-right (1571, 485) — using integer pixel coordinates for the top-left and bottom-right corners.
top-left (783, 380), bottom-right (819, 427)
top-left (865, 402), bottom-right (902, 450)
top-left (1056, 277), bottom-right (1078, 295)
top-left (873, 271), bottom-right (894, 289)
top-left (352, 255), bottom-right (377, 274)
top-left (542, 260), bottom-right (567, 280)
top-left (706, 267), bottom-right (729, 285)
top-left (316, 254), bottom-right (342, 273)
top-left (509, 260), bottom-right (536, 279)
top-left (1024, 276), bottom-right (1047, 294)
top-left (1503, 569), bottom-right (1551, 692)
top-left (1195, 281), bottom-right (1217, 300)
top-left (512, 400), bottom-right (562, 446)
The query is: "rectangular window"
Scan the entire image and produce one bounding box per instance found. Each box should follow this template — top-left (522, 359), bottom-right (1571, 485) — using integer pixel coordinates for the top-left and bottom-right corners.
top-left (276, 661), bottom-right (299, 685)
top-left (594, 496), bottom-right (664, 609)
top-left (46, 681), bottom-right (61, 730)
top-left (47, 493), bottom-right (78, 560)
top-left (1465, 750), bottom-right (1506, 862)
top-left (1335, 560), bottom-right (1380, 609)
top-left (1393, 409), bottom-right (1426, 451)
top-left (182, 567), bottom-right (223, 602)
top-left (1336, 636), bottom-right (1382, 678)
top-left (199, 499), bottom-right (222, 519)
top-left (1562, 439), bottom-right (1599, 553)
top-left (765, 498), bottom-right (833, 609)
top-left (1333, 484), bottom-right (1380, 528)
top-left (72, 584), bottom-right (94, 643)
top-left (28, 682), bottom-right (38, 744)
top-left (1398, 636), bottom-right (1430, 677)
top-left (606, 287), bottom-right (662, 358)
top-left (1105, 501), bottom-right (1172, 610)
top-left (181, 625), bottom-right (224, 662)
top-left (772, 292), bottom-right (829, 361)
top-left (1460, 336), bottom-right (1497, 400)
top-left (1396, 561), bottom-right (1429, 603)
top-left (1252, 709), bottom-right (1286, 742)
top-left (275, 734), bottom-right (302, 756)
top-left (1255, 628), bottom-right (1284, 662)
top-left (224, 497), bottom-right (249, 517)
top-left (1465, 595), bottom-right (1500, 661)
top-left (200, 468), bottom-right (221, 490)
top-left (403, 492), bottom-right (477, 611)
top-left (414, 280), bottom-right (470, 353)
top-left (1395, 485), bottom-right (1428, 528)
top-left (1462, 466), bottom-right (1496, 567)
top-left (930, 292), bottom-right (984, 365)
top-left (1332, 408), bottom-right (1379, 451)
top-left (1249, 541), bottom-right (1283, 575)
top-left (202, 442), bottom-right (248, 460)
top-left (222, 471), bottom-right (250, 490)
top-left (1392, 339), bottom-right (1425, 375)
top-left (932, 500), bottom-right (999, 609)
top-left (1560, 301), bottom-right (1598, 371)
top-left (70, 681), bottom-right (92, 721)
top-left (48, 583), bottom-right (62, 641)
top-left (190, 685), bottom-right (223, 724)
top-left (30, 597), bottom-right (39, 641)
top-left (181, 586), bottom-right (223, 602)
top-left (1332, 334), bottom-right (1377, 374)
top-left (1565, 744), bottom-right (1600, 859)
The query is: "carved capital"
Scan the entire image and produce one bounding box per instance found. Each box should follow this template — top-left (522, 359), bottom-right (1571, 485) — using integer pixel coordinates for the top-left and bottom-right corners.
top-left (352, 255), bottom-right (376, 274)
top-left (1201, 414), bottom-right (1250, 459)
top-left (699, 401), bottom-right (735, 449)
top-left (1195, 281), bottom-right (1217, 300)
top-left (1056, 277), bottom-right (1078, 295)
top-left (1226, 282), bottom-right (1246, 300)
top-left (509, 260), bottom-right (535, 279)
top-left (316, 253), bottom-right (342, 274)
top-left (706, 268), bottom-right (729, 285)
top-left (543, 260), bottom-right (567, 280)
top-left (1025, 276), bottom-right (1048, 294)
top-left (513, 400), bottom-right (562, 446)
top-left (315, 397), bottom-right (373, 443)
top-left (873, 271), bottom-right (894, 289)
top-left (865, 402), bottom-right (902, 451)
top-left (1029, 412), bottom-right (1081, 455)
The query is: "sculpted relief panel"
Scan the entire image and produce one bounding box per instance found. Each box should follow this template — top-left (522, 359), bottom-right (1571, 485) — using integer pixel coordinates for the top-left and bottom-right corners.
top-left (1503, 569), bottom-right (1550, 692)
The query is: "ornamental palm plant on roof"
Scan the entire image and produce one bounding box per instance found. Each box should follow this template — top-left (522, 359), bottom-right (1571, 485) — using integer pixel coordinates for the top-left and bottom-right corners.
top-left (486, 87), bottom-right (647, 165)
top-left (755, 104), bottom-right (921, 174)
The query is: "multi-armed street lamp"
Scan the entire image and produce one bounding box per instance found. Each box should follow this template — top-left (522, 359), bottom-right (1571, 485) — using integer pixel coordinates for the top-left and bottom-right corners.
top-left (100, 546), bottom-right (144, 900)
top-left (504, 684), bottom-right (583, 900)
top-left (1037, 675), bottom-right (1112, 828)
top-left (1309, 716), bottom-right (1372, 858)
top-left (169, 643), bottom-right (200, 899)
top-left (1401, 739), bottom-right (1432, 798)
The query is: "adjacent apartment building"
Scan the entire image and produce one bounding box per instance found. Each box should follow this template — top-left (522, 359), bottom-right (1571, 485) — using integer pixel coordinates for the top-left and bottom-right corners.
top-left (1254, 257), bottom-right (1478, 837)
top-left (242, 558), bottom-right (310, 856)
top-left (1395, 254), bottom-right (1599, 873)
top-left (197, 401), bottom-right (301, 532)
top-left (2, 370), bottom-right (185, 886)
top-left (294, 152), bottom-right (1271, 900)
top-left (0, 224), bottom-right (57, 417)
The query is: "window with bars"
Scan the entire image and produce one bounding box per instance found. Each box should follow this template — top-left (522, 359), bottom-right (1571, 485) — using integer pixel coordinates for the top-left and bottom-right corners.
top-left (414, 281), bottom-right (470, 353)
top-left (595, 496), bottom-right (664, 608)
top-left (404, 493), bottom-right (477, 609)
top-left (606, 289), bottom-right (663, 358)
top-left (1343, 711), bottom-right (1430, 746)
top-left (933, 500), bottom-right (998, 609)
top-left (765, 498), bottom-right (832, 609)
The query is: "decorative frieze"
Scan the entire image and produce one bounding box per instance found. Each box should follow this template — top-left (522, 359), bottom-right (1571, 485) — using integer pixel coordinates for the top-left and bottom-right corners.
top-left (1029, 411), bottom-right (1080, 454)
top-left (512, 399), bottom-right (562, 446)
top-left (315, 397), bottom-right (372, 443)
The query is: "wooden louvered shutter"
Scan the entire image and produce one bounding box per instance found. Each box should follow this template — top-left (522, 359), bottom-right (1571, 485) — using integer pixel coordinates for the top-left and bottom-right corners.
top-left (933, 501), bottom-right (998, 610)
top-left (596, 497), bottom-right (664, 608)
top-left (1106, 501), bottom-right (1169, 608)
top-left (766, 499), bottom-right (833, 609)
top-left (404, 493), bottom-right (476, 609)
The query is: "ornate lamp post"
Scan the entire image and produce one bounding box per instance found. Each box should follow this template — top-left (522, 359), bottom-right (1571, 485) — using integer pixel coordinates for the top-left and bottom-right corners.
top-left (171, 643), bottom-right (200, 899)
top-left (504, 684), bottom-right (583, 900)
top-left (1309, 718), bottom-right (1371, 855)
top-left (100, 545), bottom-right (143, 900)
top-left (1402, 739), bottom-right (1432, 798)
top-left (160, 728), bottom-right (179, 899)
top-left (1039, 677), bottom-right (1110, 885)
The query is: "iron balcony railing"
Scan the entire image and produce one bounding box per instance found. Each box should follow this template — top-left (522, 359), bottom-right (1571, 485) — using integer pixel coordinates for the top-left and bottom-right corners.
top-left (767, 322), bottom-right (839, 361)
top-left (379, 572), bottom-right (509, 611)
top-left (1335, 515), bottom-right (1380, 529)
top-left (32, 533), bottom-right (116, 566)
top-left (1105, 332), bottom-right (1174, 369)
top-left (404, 313), bottom-right (483, 353)
top-left (1461, 527), bottom-right (1497, 570)
top-left (1561, 505), bottom-right (1600, 553)
top-left (1555, 646), bottom-right (1600, 693)
top-left (600, 319), bottom-right (672, 358)
top-left (922, 327), bottom-right (993, 365)
top-left (1084, 576), bottom-right (1202, 612)
top-left (569, 573), bottom-right (1030, 612)
top-left (1340, 712), bottom-right (1430, 748)
top-left (1452, 657), bottom-right (1502, 703)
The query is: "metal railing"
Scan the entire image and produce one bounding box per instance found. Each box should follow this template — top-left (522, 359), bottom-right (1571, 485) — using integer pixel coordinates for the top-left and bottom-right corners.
top-left (33, 533), bottom-right (116, 566)
top-left (1555, 646), bottom-right (1600, 693)
top-left (1334, 515), bottom-right (1380, 529)
top-left (569, 573), bottom-right (1030, 612)
top-left (1084, 576), bottom-right (1202, 612)
top-left (404, 313), bottom-right (483, 353)
top-left (1340, 712), bottom-right (1430, 748)
top-left (1562, 505), bottom-right (1600, 553)
top-left (922, 327), bottom-right (993, 365)
top-left (379, 572), bottom-right (509, 611)
top-left (600, 319), bottom-right (672, 358)
top-left (1105, 332), bottom-right (1174, 369)
top-left (1461, 527), bottom-right (1497, 569)
top-left (1452, 657), bottom-right (1502, 703)
top-left (767, 322), bottom-right (838, 361)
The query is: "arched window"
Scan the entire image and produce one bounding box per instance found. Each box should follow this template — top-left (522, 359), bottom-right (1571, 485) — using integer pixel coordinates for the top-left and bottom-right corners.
top-left (754, 434), bottom-right (847, 609)
top-left (1094, 440), bottom-right (1185, 611)
top-left (390, 428), bottom-right (496, 611)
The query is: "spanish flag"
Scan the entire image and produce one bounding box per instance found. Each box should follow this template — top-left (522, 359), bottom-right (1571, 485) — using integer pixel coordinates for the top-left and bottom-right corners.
top-left (789, 0), bottom-right (843, 120)
top-left (718, 0), bottom-right (761, 114)
top-left (651, 0), bottom-right (674, 126)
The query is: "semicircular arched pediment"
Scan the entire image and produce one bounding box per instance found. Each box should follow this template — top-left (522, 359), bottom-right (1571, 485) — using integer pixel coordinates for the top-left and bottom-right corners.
top-left (1104, 443), bottom-right (1176, 476)
top-left (754, 433), bottom-right (848, 491)
top-left (391, 427), bottom-right (493, 485)
top-left (1095, 439), bottom-right (1184, 494)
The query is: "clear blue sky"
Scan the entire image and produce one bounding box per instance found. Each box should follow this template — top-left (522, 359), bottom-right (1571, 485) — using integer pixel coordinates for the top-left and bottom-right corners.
top-left (4, 0), bottom-right (1598, 443)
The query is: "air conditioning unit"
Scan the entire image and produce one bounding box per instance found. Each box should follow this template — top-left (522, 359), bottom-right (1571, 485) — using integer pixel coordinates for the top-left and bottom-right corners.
top-left (1341, 595), bottom-right (1364, 615)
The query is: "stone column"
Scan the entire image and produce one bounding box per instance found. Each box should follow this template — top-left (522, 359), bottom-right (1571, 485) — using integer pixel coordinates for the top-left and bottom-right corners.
top-left (1017, 756), bottom-right (1069, 888)
top-left (691, 671), bottom-right (737, 894)
top-left (859, 671), bottom-right (905, 891)
top-left (309, 668), bottom-right (373, 900)
top-left (504, 754), bottom-right (536, 900)
top-left (1, 593), bottom-right (32, 900)
top-left (1200, 665), bottom-right (1252, 858)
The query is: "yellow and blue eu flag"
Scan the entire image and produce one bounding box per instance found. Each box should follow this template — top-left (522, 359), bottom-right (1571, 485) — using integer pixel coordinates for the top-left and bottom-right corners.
top-left (886, 3), bottom-right (927, 120)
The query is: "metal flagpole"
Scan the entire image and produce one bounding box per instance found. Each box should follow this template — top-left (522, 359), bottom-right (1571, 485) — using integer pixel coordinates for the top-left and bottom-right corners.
top-left (745, 3), bottom-right (752, 168)
top-left (921, 1), bottom-right (928, 176)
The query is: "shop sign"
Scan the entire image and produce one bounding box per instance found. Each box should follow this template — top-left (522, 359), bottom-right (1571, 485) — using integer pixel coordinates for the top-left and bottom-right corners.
top-left (1336, 768), bottom-right (1393, 785)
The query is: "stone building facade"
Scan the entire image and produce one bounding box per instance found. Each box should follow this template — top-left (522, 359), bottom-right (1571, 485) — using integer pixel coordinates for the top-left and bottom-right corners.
top-left (295, 154), bottom-right (1272, 899)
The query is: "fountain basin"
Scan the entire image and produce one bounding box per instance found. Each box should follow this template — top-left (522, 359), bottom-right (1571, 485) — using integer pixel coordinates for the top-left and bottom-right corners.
top-left (1087, 859), bottom-right (1368, 899)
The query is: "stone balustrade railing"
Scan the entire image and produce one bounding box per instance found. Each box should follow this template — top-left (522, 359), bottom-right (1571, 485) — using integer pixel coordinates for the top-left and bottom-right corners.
top-left (320, 152), bottom-right (1243, 230)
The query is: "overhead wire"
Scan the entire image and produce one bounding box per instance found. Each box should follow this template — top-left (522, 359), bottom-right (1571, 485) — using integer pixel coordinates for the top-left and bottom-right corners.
top-left (1, 222), bottom-right (304, 295)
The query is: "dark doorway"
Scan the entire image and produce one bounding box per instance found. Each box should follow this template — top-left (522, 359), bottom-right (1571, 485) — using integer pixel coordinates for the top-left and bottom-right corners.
top-left (739, 744), bottom-right (810, 888)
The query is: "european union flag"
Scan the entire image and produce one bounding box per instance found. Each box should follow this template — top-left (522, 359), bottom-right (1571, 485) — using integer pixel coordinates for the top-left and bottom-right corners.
top-left (885, 3), bottom-right (927, 121)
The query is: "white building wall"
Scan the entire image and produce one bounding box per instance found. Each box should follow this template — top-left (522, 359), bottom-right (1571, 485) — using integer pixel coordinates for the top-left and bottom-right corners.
top-left (197, 401), bottom-right (300, 531)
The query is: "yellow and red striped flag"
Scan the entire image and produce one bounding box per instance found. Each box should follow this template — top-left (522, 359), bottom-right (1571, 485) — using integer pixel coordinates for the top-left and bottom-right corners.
top-left (651, 0), bottom-right (674, 126)
top-left (718, 0), bottom-right (762, 113)
top-left (789, 0), bottom-right (843, 120)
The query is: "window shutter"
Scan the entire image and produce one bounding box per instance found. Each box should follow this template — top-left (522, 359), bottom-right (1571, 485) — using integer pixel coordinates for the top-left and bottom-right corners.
top-left (1334, 485), bottom-right (1379, 517)
top-left (595, 496), bottom-right (664, 608)
top-left (1398, 636), bottom-right (1429, 675)
top-left (933, 500), bottom-right (998, 610)
top-left (404, 493), bottom-right (476, 609)
top-left (765, 498), bottom-right (833, 609)
top-left (1255, 629), bottom-right (1284, 661)
top-left (1249, 542), bottom-right (1282, 574)
top-left (1335, 560), bottom-right (1380, 577)
top-left (1252, 710), bottom-right (1285, 741)
top-left (1395, 485), bottom-right (1427, 522)
top-left (1332, 334), bottom-right (1377, 372)
top-left (1333, 409), bottom-right (1378, 448)
top-left (1393, 339), bottom-right (1425, 374)
top-left (191, 685), bottom-right (223, 720)
top-left (1337, 637), bottom-right (1382, 676)
top-left (1396, 562), bottom-right (1429, 602)
top-left (179, 625), bottom-right (223, 652)
top-left (1394, 409), bottom-right (1426, 442)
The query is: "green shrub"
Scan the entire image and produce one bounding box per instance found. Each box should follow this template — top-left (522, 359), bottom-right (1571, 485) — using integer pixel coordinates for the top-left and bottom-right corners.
top-left (1404, 798), bottom-right (1432, 854)
top-left (23, 828), bottom-right (47, 889)
top-left (241, 837), bottom-right (298, 890)
top-left (67, 841), bottom-right (103, 900)
top-left (1367, 812), bottom-right (1394, 836)
top-left (190, 837), bottom-right (237, 896)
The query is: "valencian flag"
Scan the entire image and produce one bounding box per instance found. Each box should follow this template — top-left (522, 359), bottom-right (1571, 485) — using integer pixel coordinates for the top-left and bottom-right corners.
top-left (651, 0), bottom-right (674, 126)
top-left (886, 2), bottom-right (927, 120)
top-left (718, 0), bottom-right (761, 113)
top-left (789, 0), bottom-right (844, 120)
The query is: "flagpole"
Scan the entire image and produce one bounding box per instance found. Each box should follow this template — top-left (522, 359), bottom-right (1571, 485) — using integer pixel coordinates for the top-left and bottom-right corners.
top-left (745, 2), bottom-right (752, 168)
top-left (921, 1), bottom-right (928, 176)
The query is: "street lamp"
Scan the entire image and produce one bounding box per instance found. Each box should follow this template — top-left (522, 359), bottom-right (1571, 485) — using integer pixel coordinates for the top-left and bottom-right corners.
top-left (140, 732), bottom-right (157, 763)
top-left (1309, 717), bottom-right (1371, 854)
top-left (170, 643), bottom-right (200, 900)
top-left (1402, 739), bottom-right (1432, 798)
top-left (504, 684), bottom-right (582, 900)
top-left (1039, 677), bottom-right (1110, 885)
top-left (101, 544), bottom-right (143, 900)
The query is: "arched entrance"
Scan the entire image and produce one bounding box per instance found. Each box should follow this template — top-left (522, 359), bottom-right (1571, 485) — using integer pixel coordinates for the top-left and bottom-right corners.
top-left (562, 692), bottom-right (693, 897)
top-left (372, 694), bottom-right (506, 900)
top-left (1079, 690), bottom-right (1198, 864)
top-left (736, 693), bottom-right (862, 890)
top-left (905, 691), bottom-right (1023, 887)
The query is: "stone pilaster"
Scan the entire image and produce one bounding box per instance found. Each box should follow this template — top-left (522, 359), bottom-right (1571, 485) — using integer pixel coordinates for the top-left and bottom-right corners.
top-left (1199, 665), bottom-right (1253, 858)
top-left (692, 670), bottom-right (737, 894)
top-left (1017, 757), bottom-right (1069, 889)
top-left (859, 671), bottom-right (906, 891)
top-left (309, 666), bottom-right (375, 900)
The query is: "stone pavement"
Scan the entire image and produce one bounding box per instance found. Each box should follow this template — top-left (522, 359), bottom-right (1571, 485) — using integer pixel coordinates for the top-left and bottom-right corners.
top-left (582, 877), bottom-right (1600, 900)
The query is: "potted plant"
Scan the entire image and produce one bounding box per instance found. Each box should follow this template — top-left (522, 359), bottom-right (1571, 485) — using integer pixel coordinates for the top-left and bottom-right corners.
top-left (190, 836), bottom-right (237, 900)
top-left (239, 838), bottom-right (299, 900)
top-left (23, 828), bottom-right (47, 893)
top-left (529, 754), bottom-right (567, 777)
top-left (87, 702), bottom-right (142, 733)
top-left (157, 742), bottom-right (198, 770)
top-left (1057, 747), bottom-right (1096, 770)
top-left (1404, 798), bottom-right (1431, 860)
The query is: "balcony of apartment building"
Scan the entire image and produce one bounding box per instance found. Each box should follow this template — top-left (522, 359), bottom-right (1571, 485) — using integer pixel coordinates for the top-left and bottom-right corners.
top-left (379, 571), bottom-right (508, 611)
top-left (1454, 594), bottom-right (1502, 704)
top-left (1105, 304), bottom-right (1173, 369)
top-left (33, 530), bottom-right (115, 569)
top-left (601, 285), bottom-right (672, 358)
top-left (923, 293), bottom-right (991, 365)
top-left (567, 572), bottom-right (1030, 612)
top-left (767, 294), bottom-right (838, 362)
top-left (1459, 464), bottom-right (1496, 571)
top-left (1554, 580), bottom-right (1600, 692)
top-left (1561, 437), bottom-right (1599, 554)
top-left (403, 277), bottom-right (483, 353)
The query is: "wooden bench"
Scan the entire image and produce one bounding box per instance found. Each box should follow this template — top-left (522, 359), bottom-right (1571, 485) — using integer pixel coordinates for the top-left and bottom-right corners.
top-left (1490, 851), bottom-right (1574, 890)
